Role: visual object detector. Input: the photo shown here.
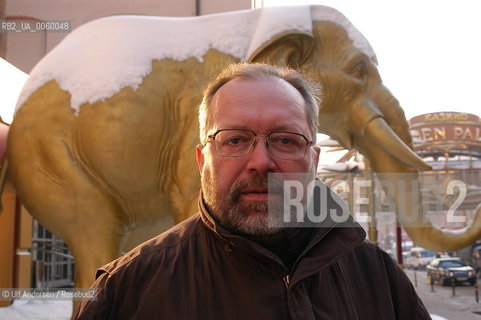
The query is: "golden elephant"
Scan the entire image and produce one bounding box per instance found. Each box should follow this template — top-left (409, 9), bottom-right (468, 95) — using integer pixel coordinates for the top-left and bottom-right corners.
top-left (8, 5), bottom-right (481, 290)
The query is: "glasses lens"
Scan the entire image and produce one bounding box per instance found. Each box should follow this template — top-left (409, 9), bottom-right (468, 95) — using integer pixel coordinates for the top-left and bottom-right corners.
top-left (214, 130), bottom-right (254, 156)
top-left (267, 132), bottom-right (308, 160)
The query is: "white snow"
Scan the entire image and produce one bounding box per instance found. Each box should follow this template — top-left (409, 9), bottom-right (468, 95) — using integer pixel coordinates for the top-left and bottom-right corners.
top-left (0, 299), bottom-right (71, 320)
top-left (319, 160), bottom-right (364, 172)
top-left (444, 226), bottom-right (469, 235)
top-left (430, 315), bottom-right (448, 320)
top-left (311, 6), bottom-right (376, 63)
top-left (16, 5), bottom-right (375, 115)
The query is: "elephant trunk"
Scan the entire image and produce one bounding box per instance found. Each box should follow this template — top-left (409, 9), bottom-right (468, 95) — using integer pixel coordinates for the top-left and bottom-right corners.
top-left (358, 118), bottom-right (481, 252)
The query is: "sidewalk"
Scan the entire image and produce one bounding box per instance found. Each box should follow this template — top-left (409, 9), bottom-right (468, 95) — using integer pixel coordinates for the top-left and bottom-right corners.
top-left (0, 299), bottom-right (71, 320)
top-left (405, 269), bottom-right (481, 320)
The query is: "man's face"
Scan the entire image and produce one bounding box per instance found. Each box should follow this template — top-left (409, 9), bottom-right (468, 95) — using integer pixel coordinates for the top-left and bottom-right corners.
top-left (196, 77), bottom-right (320, 237)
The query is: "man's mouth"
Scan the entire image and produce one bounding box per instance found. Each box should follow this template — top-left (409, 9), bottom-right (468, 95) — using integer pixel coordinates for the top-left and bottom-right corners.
top-left (240, 188), bottom-right (279, 201)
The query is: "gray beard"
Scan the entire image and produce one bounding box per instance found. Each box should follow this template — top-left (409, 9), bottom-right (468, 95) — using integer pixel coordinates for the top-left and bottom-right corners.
top-left (202, 171), bottom-right (285, 243)
top-left (201, 165), bottom-right (316, 245)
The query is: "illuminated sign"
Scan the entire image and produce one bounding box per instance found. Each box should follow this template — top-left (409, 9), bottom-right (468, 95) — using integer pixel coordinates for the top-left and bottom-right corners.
top-left (409, 112), bottom-right (481, 156)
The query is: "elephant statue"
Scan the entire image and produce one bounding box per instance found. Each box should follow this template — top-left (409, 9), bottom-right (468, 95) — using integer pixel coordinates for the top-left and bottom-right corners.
top-left (7, 5), bottom-right (481, 290)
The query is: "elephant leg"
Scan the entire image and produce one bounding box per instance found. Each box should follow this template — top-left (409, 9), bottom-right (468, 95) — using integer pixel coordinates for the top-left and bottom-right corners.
top-left (173, 195), bottom-right (199, 224)
top-left (19, 173), bottom-right (127, 290)
top-left (65, 200), bottom-right (126, 290)
top-left (9, 81), bottom-right (130, 286)
top-left (70, 217), bottom-right (124, 286)
top-left (120, 212), bottom-right (175, 252)
top-left (70, 225), bottom-right (123, 313)
top-left (12, 165), bottom-right (127, 313)
top-left (169, 115), bottom-right (202, 224)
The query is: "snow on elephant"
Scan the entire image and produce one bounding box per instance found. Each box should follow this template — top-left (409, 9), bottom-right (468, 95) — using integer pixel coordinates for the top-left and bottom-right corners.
top-left (8, 5), bottom-right (481, 289)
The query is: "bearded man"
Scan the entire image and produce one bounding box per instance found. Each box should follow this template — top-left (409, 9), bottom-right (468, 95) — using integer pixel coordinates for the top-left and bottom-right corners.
top-left (74, 63), bottom-right (430, 319)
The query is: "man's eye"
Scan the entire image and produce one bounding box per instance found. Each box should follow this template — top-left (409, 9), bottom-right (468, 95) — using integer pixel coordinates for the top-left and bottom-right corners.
top-left (279, 138), bottom-right (292, 145)
top-left (224, 137), bottom-right (249, 145)
top-left (228, 138), bottom-right (242, 145)
top-left (272, 136), bottom-right (297, 145)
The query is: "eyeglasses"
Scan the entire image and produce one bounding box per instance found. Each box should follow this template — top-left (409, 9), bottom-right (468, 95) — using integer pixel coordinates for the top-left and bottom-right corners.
top-left (206, 129), bottom-right (313, 160)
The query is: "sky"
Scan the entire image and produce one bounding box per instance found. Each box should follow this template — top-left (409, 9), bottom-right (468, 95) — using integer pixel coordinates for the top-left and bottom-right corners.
top-left (0, 58), bottom-right (28, 124)
top-left (261, 0), bottom-right (481, 120)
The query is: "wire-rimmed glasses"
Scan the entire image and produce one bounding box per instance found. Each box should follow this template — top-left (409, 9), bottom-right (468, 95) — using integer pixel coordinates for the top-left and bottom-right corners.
top-left (206, 129), bottom-right (313, 160)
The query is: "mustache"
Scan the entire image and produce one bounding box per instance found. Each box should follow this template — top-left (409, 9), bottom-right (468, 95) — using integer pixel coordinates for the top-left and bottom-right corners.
top-left (231, 174), bottom-right (284, 197)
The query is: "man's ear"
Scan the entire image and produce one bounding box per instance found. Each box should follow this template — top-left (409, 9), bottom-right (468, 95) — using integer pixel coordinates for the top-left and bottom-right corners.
top-left (196, 144), bottom-right (205, 173)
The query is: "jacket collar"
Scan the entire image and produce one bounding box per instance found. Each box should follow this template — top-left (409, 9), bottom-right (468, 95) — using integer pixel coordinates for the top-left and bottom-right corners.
top-left (198, 191), bottom-right (366, 282)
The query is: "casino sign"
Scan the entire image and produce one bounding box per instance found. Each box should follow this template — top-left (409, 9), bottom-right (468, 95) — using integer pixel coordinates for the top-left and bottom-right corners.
top-left (409, 112), bottom-right (481, 158)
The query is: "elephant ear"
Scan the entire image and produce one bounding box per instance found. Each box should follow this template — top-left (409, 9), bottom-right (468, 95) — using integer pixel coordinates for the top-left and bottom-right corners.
top-left (247, 31), bottom-right (314, 67)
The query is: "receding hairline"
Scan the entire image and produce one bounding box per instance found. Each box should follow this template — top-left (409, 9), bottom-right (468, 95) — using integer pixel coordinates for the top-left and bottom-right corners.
top-left (205, 70), bottom-right (294, 107)
top-left (208, 76), bottom-right (310, 132)
top-left (210, 75), bottom-right (307, 108)
top-left (199, 63), bottom-right (320, 144)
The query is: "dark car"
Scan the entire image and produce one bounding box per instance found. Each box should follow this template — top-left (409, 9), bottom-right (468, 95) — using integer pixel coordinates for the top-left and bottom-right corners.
top-left (427, 257), bottom-right (477, 286)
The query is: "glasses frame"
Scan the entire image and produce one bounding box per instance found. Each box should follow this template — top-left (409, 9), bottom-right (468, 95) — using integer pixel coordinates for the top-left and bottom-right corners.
top-left (206, 128), bottom-right (314, 160)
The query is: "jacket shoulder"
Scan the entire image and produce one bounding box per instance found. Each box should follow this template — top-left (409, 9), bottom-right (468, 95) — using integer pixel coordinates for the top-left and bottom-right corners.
top-left (339, 241), bottom-right (431, 319)
top-left (340, 240), bottom-right (406, 274)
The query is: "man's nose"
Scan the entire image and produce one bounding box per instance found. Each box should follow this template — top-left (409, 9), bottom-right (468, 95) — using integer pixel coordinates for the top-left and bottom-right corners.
top-left (246, 139), bottom-right (276, 172)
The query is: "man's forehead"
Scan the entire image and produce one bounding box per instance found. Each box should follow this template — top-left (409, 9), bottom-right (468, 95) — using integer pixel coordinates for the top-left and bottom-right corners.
top-left (207, 76), bottom-right (309, 136)
top-left (211, 77), bottom-right (305, 110)
top-left (217, 76), bottom-right (299, 94)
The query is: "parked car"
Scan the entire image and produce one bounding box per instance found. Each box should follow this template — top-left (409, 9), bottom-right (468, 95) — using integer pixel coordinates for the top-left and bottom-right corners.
top-left (407, 247), bottom-right (436, 269)
top-left (456, 243), bottom-right (481, 278)
top-left (402, 251), bottom-right (410, 267)
top-left (426, 257), bottom-right (477, 286)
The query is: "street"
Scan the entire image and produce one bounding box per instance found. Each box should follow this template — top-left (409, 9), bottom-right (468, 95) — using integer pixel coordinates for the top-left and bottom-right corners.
top-left (405, 269), bottom-right (481, 319)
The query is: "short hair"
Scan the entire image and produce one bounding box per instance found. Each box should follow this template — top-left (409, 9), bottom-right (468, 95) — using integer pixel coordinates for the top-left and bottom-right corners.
top-left (198, 63), bottom-right (321, 144)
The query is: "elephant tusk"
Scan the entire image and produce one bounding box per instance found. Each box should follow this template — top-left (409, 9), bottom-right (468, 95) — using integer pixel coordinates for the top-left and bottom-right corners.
top-left (363, 117), bottom-right (431, 170)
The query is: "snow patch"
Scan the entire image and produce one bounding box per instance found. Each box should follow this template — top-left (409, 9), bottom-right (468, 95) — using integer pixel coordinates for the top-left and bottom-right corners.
top-left (444, 226), bottom-right (469, 235)
top-left (0, 299), bottom-right (71, 320)
top-left (16, 5), bottom-right (375, 115)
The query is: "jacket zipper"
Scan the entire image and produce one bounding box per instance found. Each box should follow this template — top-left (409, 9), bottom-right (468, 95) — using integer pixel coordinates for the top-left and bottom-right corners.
top-left (283, 275), bottom-right (292, 320)
top-left (287, 226), bottom-right (335, 283)
top-left (282, 228), bottom-right (333, 320)
top-left (282, 227), bottom-right (337, 319)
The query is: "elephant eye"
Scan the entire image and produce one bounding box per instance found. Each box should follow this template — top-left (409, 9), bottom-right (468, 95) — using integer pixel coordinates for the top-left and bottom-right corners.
top-left (351, 61), bottom-right (367, 79)
top-left (345, 55), bottom-right (369, 80)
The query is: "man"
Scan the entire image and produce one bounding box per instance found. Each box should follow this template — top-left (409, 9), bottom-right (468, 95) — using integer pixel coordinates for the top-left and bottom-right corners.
top-left (74, 63), bottom-right (431, 319)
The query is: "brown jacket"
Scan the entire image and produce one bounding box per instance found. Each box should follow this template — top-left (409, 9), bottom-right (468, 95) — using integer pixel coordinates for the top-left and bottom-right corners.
top-left (74, 198), bottom-right (431, 320)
